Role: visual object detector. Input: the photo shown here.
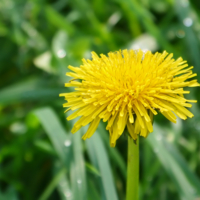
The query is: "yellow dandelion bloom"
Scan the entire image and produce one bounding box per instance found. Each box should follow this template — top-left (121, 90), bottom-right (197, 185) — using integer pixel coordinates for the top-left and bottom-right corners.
top-left (60, 49), bottom-right (199, 147)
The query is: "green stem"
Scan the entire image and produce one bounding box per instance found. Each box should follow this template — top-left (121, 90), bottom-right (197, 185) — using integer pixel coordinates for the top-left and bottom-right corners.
top-left (126, 136), bottom-right (139, 200)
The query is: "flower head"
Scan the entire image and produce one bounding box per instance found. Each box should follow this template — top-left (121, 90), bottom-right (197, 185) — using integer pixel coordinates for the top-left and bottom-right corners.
top-left (60, 49), bottom-right (199, 147)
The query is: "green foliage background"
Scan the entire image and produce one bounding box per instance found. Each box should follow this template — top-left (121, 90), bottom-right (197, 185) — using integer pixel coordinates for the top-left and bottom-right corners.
top-left (0, 0), bottom-right (200, 199)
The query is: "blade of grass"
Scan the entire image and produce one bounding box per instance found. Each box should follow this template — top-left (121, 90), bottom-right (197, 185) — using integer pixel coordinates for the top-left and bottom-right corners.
top-left (0, 187), bottom-right (19, 200)
top-left (0, 77), bottom-right (64, 105)
top-left (97, 122), bottom-right (126, 178)
top-left (147, 123), bottom-right (200, 200)
top-left (86, 131), bottom-right (118, 200)
top-left (57, 167), bottom-right (72, 200)
top-left (38, 167), bottom-right (67, 200)
top-left (87, 178), bottom-right (101, 200)
top-left (70, 130), bottom-right (87, 200)
top-left (174, 0), bottom-right (200, 71)
top-left (45, 5), bottom-right (75, 36)
top-left (114, 0), bottom-right (176, 53)
top-left (33, 107), bottom-right (72, 167)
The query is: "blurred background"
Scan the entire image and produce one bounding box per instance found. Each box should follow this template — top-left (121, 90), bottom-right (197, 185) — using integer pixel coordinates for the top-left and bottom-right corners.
top-left (1, 0), bottom-right (200, 199)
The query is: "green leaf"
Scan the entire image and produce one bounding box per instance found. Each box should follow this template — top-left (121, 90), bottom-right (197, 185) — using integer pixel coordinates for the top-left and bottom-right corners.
top-left (0, 187), bottom-right (18, 200)
top-left (174, 0), bottom-right (200, 71)
top-left (85, 162), bottom-right (101, 177)
top-left (147, 123), bottom-right (200, 200)
top-left (87, 178), bottom-right (101, 200)
top-left (38, 167), bottom-right (67, 200)
top-left (34, 140), bottom-right (56, 156)
top-left (70, 130), bottom-right (87, 200)
top-left (86, 132), bottom-right (118, 200)
top-left (114, 0), bottom-right (175, 53)
top-left (33, 107), bottom-right (72, 167)
top-left (57, 173), bottom-right (72, 200)
top-left (45, 6), bottom-right (75, 35)
top-left (97, 123), bottom-right (127, 178)
top-left (0, 77), bottom-right (63, 105)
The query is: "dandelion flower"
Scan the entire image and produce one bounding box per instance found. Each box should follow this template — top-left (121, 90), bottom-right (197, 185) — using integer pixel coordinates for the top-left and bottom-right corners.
top-left (60, 49), bottom-right (199, 147)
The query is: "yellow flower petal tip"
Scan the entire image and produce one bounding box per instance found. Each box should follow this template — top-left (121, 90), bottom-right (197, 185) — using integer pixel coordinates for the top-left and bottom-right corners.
top-left (60, 49), bottom-right (199, 147)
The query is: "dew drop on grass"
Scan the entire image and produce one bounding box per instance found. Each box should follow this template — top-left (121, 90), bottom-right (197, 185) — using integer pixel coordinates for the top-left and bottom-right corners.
top-left (57, 49), bottom-right (66, 58)
top-left (183, 17), bottom-right (193, 27)
top-left (64, 140), bottom-right (72, 147)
